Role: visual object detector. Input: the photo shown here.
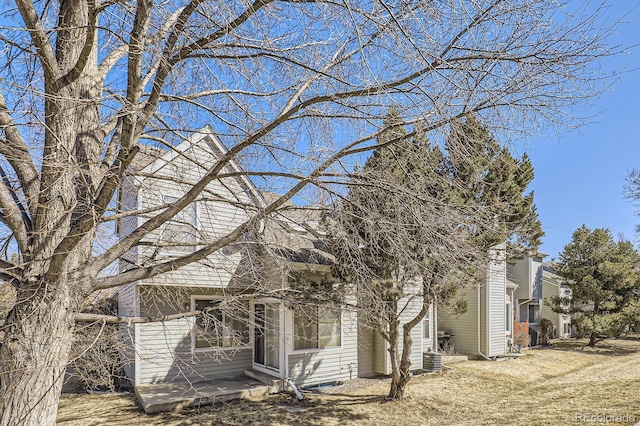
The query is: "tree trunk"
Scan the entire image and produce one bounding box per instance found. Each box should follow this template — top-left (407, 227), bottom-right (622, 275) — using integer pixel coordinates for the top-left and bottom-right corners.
top-left (0, 1), bottom-right (101, 423)
top-left (0, 281), bottom-right (75, 426)
top-left (387, 315), bottom-right (416, 400)
top-left (387, 337), bottom-right (408, 399)
top-left (388, 321), bottom-right (415, 400)
top-left (387, 310), bottom-right (402, 399)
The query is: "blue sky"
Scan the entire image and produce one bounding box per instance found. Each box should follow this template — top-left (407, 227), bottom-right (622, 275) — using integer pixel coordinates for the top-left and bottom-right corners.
top-left (527, 2), bottom-right (640, 260)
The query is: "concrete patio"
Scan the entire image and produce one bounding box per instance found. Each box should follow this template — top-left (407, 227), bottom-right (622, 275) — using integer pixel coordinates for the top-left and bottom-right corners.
top-left (135, 371), bottom-right (283, 414)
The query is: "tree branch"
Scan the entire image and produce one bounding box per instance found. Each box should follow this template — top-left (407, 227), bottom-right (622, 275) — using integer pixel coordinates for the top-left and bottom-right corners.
top-left (0, 169), bottom-right (29, 253)
top-left (58, 0), bottom-right (99, 88)
top-left (74, 310), bottom-right (201, 324)
top-left (0, 166), bottom-right (31, 232)
top-left (0, 90), bottom-right (41, 214)
top-left (45, 146), bottom-right (140, 283)
top-left (15, 0), bottom-right (61, 83)
top-left (140, 0), bottom-right (270, 129)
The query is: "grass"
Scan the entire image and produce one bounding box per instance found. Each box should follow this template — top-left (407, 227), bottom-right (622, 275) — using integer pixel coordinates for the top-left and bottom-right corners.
top-left (57, 338), bottom-right (640, 425)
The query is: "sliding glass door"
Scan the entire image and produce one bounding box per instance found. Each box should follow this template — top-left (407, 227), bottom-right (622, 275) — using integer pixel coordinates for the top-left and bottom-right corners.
top-left (253, 303), bottom-right (280, 372)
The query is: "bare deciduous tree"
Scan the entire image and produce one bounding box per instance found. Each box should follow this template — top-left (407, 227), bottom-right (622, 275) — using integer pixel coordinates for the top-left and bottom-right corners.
top-left (0, 0), bottom-right (619, 423)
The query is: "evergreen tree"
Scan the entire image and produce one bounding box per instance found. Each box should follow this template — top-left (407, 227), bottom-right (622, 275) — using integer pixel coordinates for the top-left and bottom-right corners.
top-left (547, 225), bottom-right (640, 347)
top-left (327, 110), bottom-right (542, 399)
top-left (446, 116), bottom-right (543, 256)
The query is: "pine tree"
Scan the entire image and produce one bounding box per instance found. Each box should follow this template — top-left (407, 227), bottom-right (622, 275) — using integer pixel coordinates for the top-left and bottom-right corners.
top-left (547, 225), bottom-right (640, 347)
top-left (327, 110), bottom-right (542, 399)
top-left (446, 116), bottom-right (543, 256)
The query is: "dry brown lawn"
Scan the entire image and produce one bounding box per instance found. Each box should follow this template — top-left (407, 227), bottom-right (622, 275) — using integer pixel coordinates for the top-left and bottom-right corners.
top-left (57, 338), bottom-right (640, 425)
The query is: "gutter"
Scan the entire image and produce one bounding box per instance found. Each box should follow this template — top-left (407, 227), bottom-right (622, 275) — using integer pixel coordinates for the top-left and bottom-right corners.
top-left (433, 297), bottom-right (438, 353)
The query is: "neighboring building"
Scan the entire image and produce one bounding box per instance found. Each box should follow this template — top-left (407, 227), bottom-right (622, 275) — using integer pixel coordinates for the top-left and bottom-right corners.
top-left (117, 127), bottom-right (434, 395)
top-left (541, 263), bottom-right (572, 339)
top-left (507, 254), bottom-right (572, 345)
top-left (437, 244), bottom-right (509, 358)
top-left (358, 291), bottom-right (435, 377)
top-left (508, 253), bottom-right (544, 346)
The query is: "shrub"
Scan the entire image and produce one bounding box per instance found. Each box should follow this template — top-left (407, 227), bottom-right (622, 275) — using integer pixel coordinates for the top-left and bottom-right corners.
top-left (514, 330), bottom-right (531, 349)
top-left (540, 318), bottom-right (554, 346)
top-left (70, 298), bottom-right (125, 392)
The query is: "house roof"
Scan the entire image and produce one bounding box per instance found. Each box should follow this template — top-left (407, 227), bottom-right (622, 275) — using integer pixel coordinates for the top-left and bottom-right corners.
top-left (128, 128), bottom-right (332, 269)
top-left (260, 198), bottom-right (334, 267)
top-left (127, 128), bottom-right (266, 208)
top-left (130, 144), bottom-right (164, 171)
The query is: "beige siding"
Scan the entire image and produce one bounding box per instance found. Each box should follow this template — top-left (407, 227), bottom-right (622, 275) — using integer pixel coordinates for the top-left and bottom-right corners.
top-left (366, 293), bottom-right (426, 375)
top-left (420, 305), bottom-right (436, 361)
top-left (118, 176), bottom-right (139, 268)
top-left (117, 283), bottom-right (138, 317)
top-left (439, 246), bottom-right (508, 358)
top-left (438, 286), bottom-right (480, 356)
top-left (135, 318), bottom-right (252, 385)
top-left (509, 257), bottom-right (531, 300)
top-left (531, 258), bottom-right (543, 299)
top-left (121, 132), bottom-right (257, 290)
top-left (356, 315), bottom-right (377, 377)
top-left (372, 330), bottom-right (387, 375)
top-left (541, 279), bottom-right (557, 326)
top-left (542, 275), bottom-right (572, 337)
top-left (487, 249), bottom-right (506, 357)
top-left (400, 295), bottom-right (425, 371)
top-left (117, 284), bottom-right (138, 382)
top-left (288, 306), bottom-right (359, 387)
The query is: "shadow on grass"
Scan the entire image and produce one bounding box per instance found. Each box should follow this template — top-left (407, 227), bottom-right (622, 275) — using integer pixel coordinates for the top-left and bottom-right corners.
top-left (141, 392), bottom-right (385, 426)
top-left (58, 386), bottom-right (399, 426)
top-left (541, 338), bottom-right (640, 357)
top-left (57, 392), bottom-right (389, 425)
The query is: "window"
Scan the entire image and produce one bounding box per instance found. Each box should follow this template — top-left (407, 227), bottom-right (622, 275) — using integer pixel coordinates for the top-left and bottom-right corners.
top-left (293, 306), bottom-right (341, 350)
top-left (528, 304), bottom-right (541, 324)
top-left (506, 303), bottom-right (511, 333)
top-left (563, 323), bottom-right (572, 336)
top-left (161, 196), bottom-right (197, 253)
top-left (193, 299), bottom-right (249, 349)
top-left (423, 317), bottom-right (430, 339)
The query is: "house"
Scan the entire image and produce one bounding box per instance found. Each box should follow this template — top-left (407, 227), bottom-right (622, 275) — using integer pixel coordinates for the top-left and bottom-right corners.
top-left (508, 253), bottom-right (544, 346)
top-left (541, 263), bottom-right (572, 339)
top-left (506, 254), bottom-right (572, 345)
top-left (435, 250), bottom-right (572, 357)
top-left (436, 244), bottom-right (510, 358)
top-left (357, 290), bottom-right (436, 377)
top-left (117, 128), bottom-right (435, 401)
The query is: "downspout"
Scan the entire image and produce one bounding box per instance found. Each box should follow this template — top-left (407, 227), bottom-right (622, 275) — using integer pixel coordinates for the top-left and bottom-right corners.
top-left (281, 272), bottom-right (289, 382)
top-left (509, 287), bottom-right (516, 337)
top-left (286, 378), bottom-right (304, 401)
top-left (432, 297), bottom-right (438, 353)
top-left (518, 299), bottom-right (532, 323)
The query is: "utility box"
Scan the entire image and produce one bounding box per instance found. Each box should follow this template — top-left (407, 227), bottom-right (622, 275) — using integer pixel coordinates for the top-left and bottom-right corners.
top-left (422, 352), bottom-right (442, 373)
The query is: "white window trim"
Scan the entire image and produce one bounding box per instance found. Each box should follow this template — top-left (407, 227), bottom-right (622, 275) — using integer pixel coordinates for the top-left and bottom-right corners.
top-left (422, 308), bottom-right (432, 341)
top-left (290, 306), bottom-right (344, 354)
top-left (251, 300), bottom-right (285, 376)
top-left (190, 295), bottom-right (251, 353)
